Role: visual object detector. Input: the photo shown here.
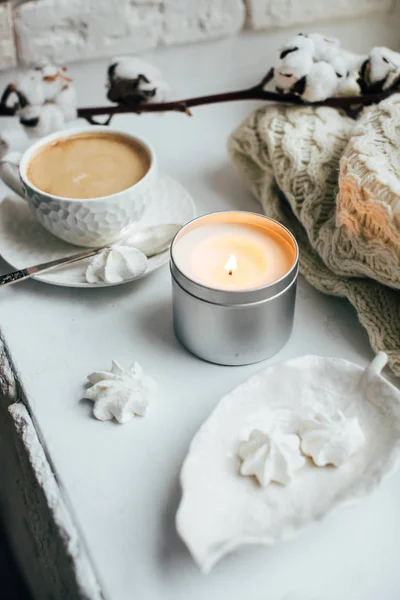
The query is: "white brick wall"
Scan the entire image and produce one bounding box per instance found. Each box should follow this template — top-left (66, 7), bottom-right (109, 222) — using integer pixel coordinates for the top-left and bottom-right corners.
top-left (0, 0), bottom-right (396, 68)
top-left (244, 0), bottom-right (393, 30)
top-left (14, 0), bottom-right (164, 65)
top-left (162, 0), bottom-right (245, 45)
top-left (0, 2), bottom-right (16, 69)
top-left (14, 0), bottom-right (245, 65)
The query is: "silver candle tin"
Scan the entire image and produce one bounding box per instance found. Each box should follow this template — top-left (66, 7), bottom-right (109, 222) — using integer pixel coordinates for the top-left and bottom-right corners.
top-left (170, 212), bottom-right (299, 366)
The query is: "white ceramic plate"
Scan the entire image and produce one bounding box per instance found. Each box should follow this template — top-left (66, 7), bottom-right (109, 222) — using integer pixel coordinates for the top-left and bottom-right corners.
top-left (0, 173), bottom-right (195, 287)
top-left (177, 353), bottom-right (400, 573)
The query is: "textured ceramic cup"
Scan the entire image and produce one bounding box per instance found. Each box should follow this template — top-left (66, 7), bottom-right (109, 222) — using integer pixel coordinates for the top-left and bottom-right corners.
top-left (0, 126), bottom-right (157, 247)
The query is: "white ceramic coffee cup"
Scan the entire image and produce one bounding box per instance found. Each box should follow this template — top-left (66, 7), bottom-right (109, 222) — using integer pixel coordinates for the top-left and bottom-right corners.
top-left (0, 126), bottom-right (157, 247)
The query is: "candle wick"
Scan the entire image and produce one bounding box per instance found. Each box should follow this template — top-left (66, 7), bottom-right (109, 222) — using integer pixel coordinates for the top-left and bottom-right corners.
top-left (225, 254), bottom-right (236, 277)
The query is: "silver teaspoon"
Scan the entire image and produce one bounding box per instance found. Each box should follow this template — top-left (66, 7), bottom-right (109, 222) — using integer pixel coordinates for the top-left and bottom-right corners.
top-left (0, 223), bottom-right (181, 287)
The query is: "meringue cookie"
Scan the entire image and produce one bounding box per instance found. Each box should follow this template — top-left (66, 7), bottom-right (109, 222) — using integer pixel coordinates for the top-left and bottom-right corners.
top-left (84, 360), bottom-right (157, 424)
top-left (300, 411), bottom-right (365, 467)
top-left (238, 428), bottom-right (305, 487)
top-left (86, 246), bottom-right (147, 284)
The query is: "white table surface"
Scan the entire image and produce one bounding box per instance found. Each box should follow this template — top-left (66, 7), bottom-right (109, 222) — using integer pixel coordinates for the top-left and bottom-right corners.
top-left (1, 17), bottom-right (400, 600)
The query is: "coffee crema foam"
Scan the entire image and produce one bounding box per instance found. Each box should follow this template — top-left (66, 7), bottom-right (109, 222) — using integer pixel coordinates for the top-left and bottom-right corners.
top-left (27, 132), bottom-right (151, 199)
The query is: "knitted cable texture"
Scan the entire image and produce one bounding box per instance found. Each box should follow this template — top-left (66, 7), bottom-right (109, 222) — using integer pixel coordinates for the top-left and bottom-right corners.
top-left (228, 99), bottom-right (400, 376)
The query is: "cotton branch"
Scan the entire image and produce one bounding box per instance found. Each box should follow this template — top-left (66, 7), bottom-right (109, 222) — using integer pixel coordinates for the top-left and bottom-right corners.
top-left (0, 67), bottom-right (399, 128)
top-left (75, 68), bottom-right (399, 124)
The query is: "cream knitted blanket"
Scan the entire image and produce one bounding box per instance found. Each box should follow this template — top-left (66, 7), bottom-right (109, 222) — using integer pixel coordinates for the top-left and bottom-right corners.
top-left (228, 97), bottom-right (400, 377)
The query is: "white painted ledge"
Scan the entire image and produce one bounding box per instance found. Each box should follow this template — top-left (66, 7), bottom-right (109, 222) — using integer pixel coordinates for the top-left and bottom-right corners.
top-left (0, 338), bottom-right (105, 600)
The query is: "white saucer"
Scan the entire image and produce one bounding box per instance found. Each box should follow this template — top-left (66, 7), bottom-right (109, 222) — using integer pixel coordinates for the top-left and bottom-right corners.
top-left (0, 173), bottom-right (196, 288)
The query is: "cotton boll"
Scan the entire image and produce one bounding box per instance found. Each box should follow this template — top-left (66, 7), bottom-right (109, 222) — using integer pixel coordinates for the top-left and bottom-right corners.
top-left (131, 71), bottom-right (169, 102)
top-left (111, 56), bottom-right (162, 83)
top-left (367, 47), bottom-right (400, 91)
top-left (40, 64), bottom-right (67, 100)
top-left (279, 34), bottom-right (314, 59)
top-left (336, 73), bottom-right (361, 96)
top-left (278, 33), bottom-right (365, 88)
top-left (35, 104), bottom-right (66, 136)
top-left (305, 33), bottom-right (364, 78)
top-left (107, 56), bottom-right (169, 104)
top-left (17, 70), bottom-right (46, 106)
top-left (55, 84), bottom-right (78, 122)
top-left (279, 33), bottom-right (340, 67)
top-left (147, 77), bottom-right (169, 102)
top-left (330, 50), bottom-right (365, 95)
top-left (325, 51), bottom-right (364, 93)
top-left (275, 33), bottom-right (343, 97)
top-left (22, 63), bottom-right (73, 103)
top-left (368, 47), bottom-right (395, 85)
top-left (340, 50), bottom-right (367, 74)
top-left (327, 50), bottom-right (363, 79)
top-left (274, 48), bottom-right (313, 94)
top-left (305, 33), bottom-right (340, 63)
top-left (300, 61), bottom-right (339, 102)
top-left (18, 103), bottom-right (66, 138)
top-left (326, 53), bottom-right (347, 79)
top-left (15, 63), bottom-right (77, 133)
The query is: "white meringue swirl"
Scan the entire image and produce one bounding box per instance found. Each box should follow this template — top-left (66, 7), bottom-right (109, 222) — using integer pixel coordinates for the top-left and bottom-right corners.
top-left (300, 411), bottom-right (365, 467)
top-left (84, 360), bottom-right (157, 424)
top-left (86, 245), bottom-right (147, 284)
top-left (238, 428), bottom-right (305, 487)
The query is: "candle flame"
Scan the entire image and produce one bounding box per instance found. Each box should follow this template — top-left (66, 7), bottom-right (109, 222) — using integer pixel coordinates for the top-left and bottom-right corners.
top-left (225, 254), bottom-right (237, 277)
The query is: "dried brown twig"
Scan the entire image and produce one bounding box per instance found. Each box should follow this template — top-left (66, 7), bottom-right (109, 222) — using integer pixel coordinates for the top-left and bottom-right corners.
top-left (78, 70), bottom-right (276, 122)
top-left (0, 69), bottom-right (399, 125)
top-left (73, 69), bottom-right (400, 124)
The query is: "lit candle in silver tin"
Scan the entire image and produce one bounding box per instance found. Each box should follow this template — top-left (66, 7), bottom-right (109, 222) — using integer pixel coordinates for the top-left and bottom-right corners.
top-left (170, 211), bottom-right (299, 366)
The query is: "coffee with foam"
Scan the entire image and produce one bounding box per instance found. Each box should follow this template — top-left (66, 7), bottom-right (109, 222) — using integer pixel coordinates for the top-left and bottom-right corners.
top-left (27, 131), bottom-right (150, 199)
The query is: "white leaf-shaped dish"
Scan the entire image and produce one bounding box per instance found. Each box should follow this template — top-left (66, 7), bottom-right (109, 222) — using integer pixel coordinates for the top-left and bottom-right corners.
top-left (176, 353), bottom-right (400, 573)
